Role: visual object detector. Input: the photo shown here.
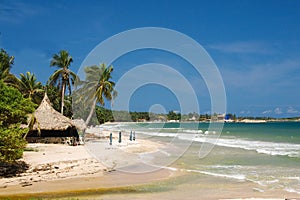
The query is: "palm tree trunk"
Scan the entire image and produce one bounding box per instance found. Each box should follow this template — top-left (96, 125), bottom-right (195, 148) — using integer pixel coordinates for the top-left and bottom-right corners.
top-left (85, 98), bottom-right (97, 125)
top-left (61, 82), bottom-right (65, 114)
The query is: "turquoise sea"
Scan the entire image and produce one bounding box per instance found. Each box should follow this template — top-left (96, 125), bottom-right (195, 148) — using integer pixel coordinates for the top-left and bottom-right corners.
top-left (102, 121), bottom-right (300, 195)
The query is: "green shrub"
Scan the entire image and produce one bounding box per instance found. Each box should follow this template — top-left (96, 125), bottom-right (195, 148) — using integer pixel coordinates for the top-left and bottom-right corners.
top-left (0, 127), bottom-right (28, 162)
top-left (0, 81), bottom-right (36, 126)
top-left (0, 80), bottom-right (36, 162)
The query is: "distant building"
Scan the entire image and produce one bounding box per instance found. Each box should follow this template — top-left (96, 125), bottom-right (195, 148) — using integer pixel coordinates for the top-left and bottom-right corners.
top-left (224, 114), bottom-right (234, 122)
top-left (217, 114), bottom-right (225, 121)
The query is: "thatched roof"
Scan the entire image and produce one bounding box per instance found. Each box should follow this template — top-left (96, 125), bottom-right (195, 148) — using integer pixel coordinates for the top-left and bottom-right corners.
top-left (31, 93), bottom-right (75, 131)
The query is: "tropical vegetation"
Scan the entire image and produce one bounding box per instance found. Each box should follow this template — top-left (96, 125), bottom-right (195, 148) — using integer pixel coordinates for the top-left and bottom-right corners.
top-left (95, 107), bottom-right (114, 124)
top-left (0, 80), bottom-right (36, 162)
top-left (0, 49), bottom-right (81, 162)
top-left (0, 49), bottom-right (16, 85)
top-left (15, 72), bottom-right (44, 104)
top-left (73, 63), bottom-right (117, 125)
top-left (2, 47), bottom-right (299, 164)
top-left (48, 50), bottom-right (78, 114)
top-left (167, 110), bottom-right (181, 121)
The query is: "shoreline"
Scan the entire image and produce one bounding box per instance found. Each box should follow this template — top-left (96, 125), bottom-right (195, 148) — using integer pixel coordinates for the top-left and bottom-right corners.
top-left (1, 170), bottom-right (295, 200)
top-left (0, 168), bottom-right (179, 199)
top-left (98, 120), bottom-right (300, 125)
top-left (0, 127), bottom-right (179, 198)
top-left (1, 124), bottom-right (300, 199)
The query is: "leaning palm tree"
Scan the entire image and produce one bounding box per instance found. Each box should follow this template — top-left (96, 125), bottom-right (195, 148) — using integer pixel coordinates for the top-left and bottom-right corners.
top-left (74, 63), bottom-right (117, 125)
top-left (48, 50), bottom-right (77, 114)
top-left (16, 72), bottom-right (44, 104)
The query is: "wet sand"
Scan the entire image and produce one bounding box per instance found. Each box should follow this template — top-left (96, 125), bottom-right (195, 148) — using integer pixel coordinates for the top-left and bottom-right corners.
top-left (0, 168), bottom-right (178, 199)
top-left (2, 168), bottom-right (294, 200)
top-left (78, 173), bottom-right (299, 200)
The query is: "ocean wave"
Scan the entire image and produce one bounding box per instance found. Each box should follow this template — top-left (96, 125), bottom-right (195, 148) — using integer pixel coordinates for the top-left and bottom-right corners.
top-left (186, 169), bottom-right (246, 180)
top-left (285, 188), bottom-right (300, 194)
top-left (287, 176), bottom-right (300, 180)
top-left (137, 131), bottom-right (179, 138)
top-left (192, 136), bottom-right (300, 158)
top-left (209, 165), bottom-right (244, 170)
top-left (183, 129), bottom-right (205, 134)
top-left (143, 129), bottom-right (300, 157)
top-left (187, 165), bottom-right (300, 194)
top-left (101, 123), bottom-right (300, 158)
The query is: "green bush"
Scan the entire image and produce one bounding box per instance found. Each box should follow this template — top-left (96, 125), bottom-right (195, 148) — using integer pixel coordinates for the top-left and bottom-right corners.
top-left (0, 127), bottom-right (28, 162)
top-left (0, 80), bottom-right (36, 162)
top-left (0, 81), bottom-right (36, 127)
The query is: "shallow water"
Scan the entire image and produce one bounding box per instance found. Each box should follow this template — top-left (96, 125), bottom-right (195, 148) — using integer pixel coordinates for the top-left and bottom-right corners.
top-left (37, 122), bottom-right (300, 199)
top-left (101, 122), bottom-right (300, 195)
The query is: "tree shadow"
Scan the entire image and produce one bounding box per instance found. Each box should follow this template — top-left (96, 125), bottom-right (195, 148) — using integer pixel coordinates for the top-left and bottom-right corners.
top-left (0, 161), bottom-right (29, 178)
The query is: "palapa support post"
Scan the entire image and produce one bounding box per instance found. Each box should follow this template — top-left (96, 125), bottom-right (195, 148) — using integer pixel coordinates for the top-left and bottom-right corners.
top-left (118, 131), bottom-right (122, 143)
top-left (109, 133), bottom-right (112, 145)
top-left (129, 131), bottom-right (133, 141)
top-left (133, 131), bottom-right (136, 141)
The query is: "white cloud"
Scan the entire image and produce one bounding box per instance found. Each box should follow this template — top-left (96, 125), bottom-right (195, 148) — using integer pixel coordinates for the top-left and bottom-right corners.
top-left (0, 1), bottom-right (40, 23)
top-left (262, 110), bottom-right (272, 114)
top-left (287, 106), bottom-right (298, 114)
top-left (274, 107), bottom-right (283, 114)
top-left (240, 110), bottom-right (251, 114)
top-left (208, 41), bottom-right (273, 55)
top-left (261, 107), bottom-right (299, 116)
top-left (220, 58), bottom-right (300, 95)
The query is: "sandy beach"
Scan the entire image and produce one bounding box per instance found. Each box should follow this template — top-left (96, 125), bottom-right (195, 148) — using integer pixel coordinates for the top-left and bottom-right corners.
top-left (0, 143), bottom-right (105, 189)
top-left (0, 129), bottom-right (179, 199)
top-left (0, 125), bottom-right (299, 199)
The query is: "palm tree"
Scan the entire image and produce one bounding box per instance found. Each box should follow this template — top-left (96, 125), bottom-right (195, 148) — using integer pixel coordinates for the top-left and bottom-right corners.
top-left (48, 50), bottom-right (77, 114)
top-left (0, 49), bottom-right (16, 84)
top-left (16, 72), bottom-right (44, 104)
top-left (74, 63), bottom-right (117, 125)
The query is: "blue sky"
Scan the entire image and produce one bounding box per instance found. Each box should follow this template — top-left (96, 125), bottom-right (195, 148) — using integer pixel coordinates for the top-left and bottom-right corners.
top-left (0, 0), bottom-right (300, 117)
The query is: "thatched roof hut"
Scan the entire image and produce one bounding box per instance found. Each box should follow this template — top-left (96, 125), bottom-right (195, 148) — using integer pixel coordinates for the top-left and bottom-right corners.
top-left (27, 93), bottom-right (78, 138)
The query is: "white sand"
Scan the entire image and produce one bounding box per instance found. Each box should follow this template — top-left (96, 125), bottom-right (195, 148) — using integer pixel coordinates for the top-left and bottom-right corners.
top-left (0, 143), bottom-right (105, 188)
top-left (0, 134), bottom-right (177, 197)
top-left (0, 130), bottom-right (163, 189)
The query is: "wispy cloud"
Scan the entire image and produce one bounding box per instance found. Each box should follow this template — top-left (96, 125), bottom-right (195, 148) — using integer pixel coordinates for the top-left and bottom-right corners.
top-left (261, 108), bottom-right (282, 115)
top-left (287, 106), bottom-right (299, 114)
top-left (274, 107), bottom-right (283, 114)
top-left (208, 41), bottom-right (273, 55)
top-left (240, 110), bottom-right (251, 114)
top-left (261, 106), bottom-right (299, 116)
top-left (221, 58), bottom-right (300, 94)
top-left (262, 110), bottom-right (272, 114)
top-left (0, 1), bottom-right (40, 23)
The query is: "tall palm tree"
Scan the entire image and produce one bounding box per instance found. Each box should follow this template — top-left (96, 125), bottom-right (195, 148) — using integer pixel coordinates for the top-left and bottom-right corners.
top-left (48, 50), bottom-right (77, 114)
top-left (74, 63), bottom-right (117, 125)
top-left (0, 49), bottom-right (16, 84)
top-left (16, 72), bottom-right (44, 104)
